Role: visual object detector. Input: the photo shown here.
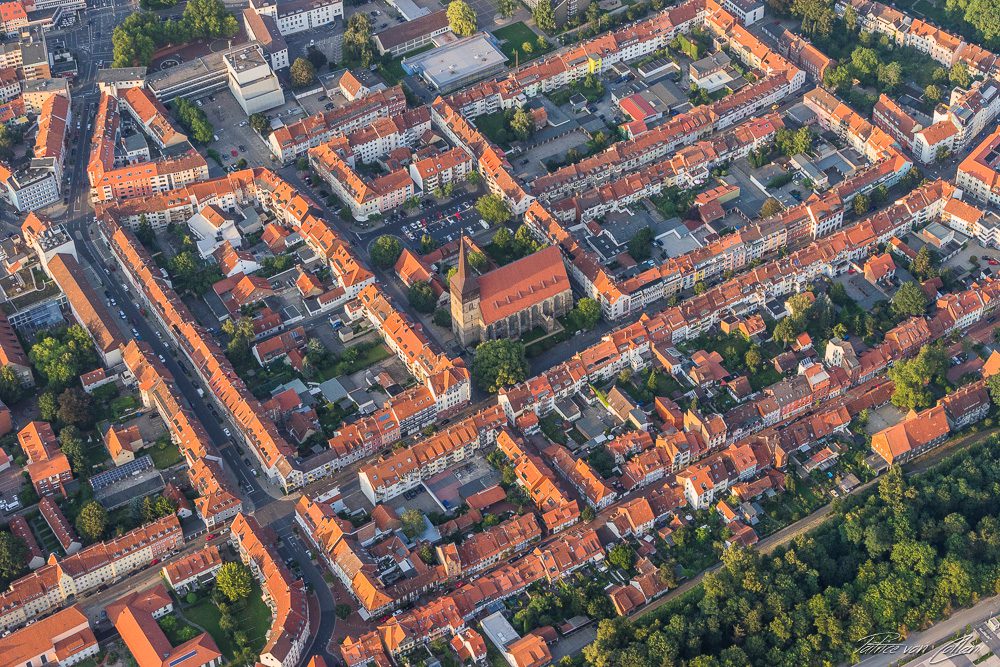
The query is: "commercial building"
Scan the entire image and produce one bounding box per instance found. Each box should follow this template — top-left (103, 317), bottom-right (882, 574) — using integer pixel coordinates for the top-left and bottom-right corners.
top-left (225, 43), bottom-right (285, 115)
top-left (373, 9), bottom-right (450, 57)
top-left (403, 34), bottom-right (508, 93)
top-left (247, 0), bottom-right (342, 36)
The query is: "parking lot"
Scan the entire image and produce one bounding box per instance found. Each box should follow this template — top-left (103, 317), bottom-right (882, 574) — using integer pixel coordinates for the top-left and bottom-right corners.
top-left (364, 190), bottom-right (496, 250)
top-left (199, 90), bottom-right (281, 171)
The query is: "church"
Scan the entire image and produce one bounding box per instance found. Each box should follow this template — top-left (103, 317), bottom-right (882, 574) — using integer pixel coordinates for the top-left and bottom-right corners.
top-left (450, 239), bottom-right (574, 347)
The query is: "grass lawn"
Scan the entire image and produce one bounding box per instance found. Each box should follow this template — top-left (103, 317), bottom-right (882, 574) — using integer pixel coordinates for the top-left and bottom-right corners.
top-left (28, 513), bottom-right (62, 555)
top-left (472, 110), bottom-right (512, 148)
top-left (314, 342), bottom-right (392, 381)
top-left (148, 439), bottom-right (183, 469)
top-left (184, 584), bottom-right (272, 658)
top-left (378, 43), bottom-right (434, 84)
top-left (491, 22), bottom-right (551, 63)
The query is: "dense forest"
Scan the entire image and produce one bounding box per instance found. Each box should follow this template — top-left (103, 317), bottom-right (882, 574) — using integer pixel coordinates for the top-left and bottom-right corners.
top-left (583, 438), bottom-right (1000, 666)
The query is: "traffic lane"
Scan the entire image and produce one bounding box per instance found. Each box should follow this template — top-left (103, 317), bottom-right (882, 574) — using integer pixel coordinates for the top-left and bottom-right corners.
top-left (74, 229), bottom-right (272, 507)
top-left (272, 513), bottom-right (338, 663)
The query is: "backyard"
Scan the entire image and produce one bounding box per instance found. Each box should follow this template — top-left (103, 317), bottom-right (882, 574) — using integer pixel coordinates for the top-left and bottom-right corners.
top-left (491, 22), bottom-right (551, 63)
top-left (182, 583), bottom-right (272, 659)
top-left (148, 437), bottom-right (183, 469)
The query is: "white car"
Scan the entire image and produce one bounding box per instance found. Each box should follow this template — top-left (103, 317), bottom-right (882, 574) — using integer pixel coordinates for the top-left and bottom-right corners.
top-left (158, 354), bottom-right (166, 363)
top-left (223, 427), bottom-right (232, 437)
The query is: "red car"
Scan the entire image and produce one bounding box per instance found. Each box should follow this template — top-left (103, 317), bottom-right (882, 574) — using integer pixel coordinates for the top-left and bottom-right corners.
top-left (150, 558), bottom-right (160, 566)
top-left (206, 533), bottom-right (218, 541)
top-left (989, 259), bottom-right (999, 266)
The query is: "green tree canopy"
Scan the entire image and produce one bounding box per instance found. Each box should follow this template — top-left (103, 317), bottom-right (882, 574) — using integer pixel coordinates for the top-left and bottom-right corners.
top-left (217, 561), bottom-right (254, 602)
top-left (408, 280), bottom-right (437, 313)
top-left (370, 235), bottom-right (403, 267)
top-left (628, 227), bottom-right (654, 262)
top-left (476, 194), bottom-right (512, 226)
top-left (889, 343), bottom-right (948, 410)
top-left (343, 13), bottom-right (375, 67)
top-left (472, 339), bottom-right (529, 392)
top-left (400, 508), bottom-right (426, 538)
top-left (533, 0), bottom-right (556, 32)
top-left (890, 281), bottom-right (929, 318)
top-left (76, 501), bottom-right (108, 542)
top-left (290, 57), bottom-right (317, 88)
top-left (0, 366), bottom-right (25, 405)
top-left (759, 197), bottom-right (783, 218)
top-left (447, 0), bottom-right (477, 36)
top-left (29, 325), bottom-right (97, 390)
top-left (0, 531), bottom-right (27, 587)
top-left (569, 297), bottom-right (602, 331)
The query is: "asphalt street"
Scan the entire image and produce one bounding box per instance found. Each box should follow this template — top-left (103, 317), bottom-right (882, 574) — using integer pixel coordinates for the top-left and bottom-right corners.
top-left (27, 0), bottom-right (341, 658)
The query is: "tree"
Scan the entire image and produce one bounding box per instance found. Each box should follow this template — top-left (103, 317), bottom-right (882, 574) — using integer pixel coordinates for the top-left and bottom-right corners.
top-left (400, 508), bottom-right (425, 538)
top-left (183, 0), bottom-right (238, 40)
top-left (38, 391), bottom-right (58, 422)
top-left (174, 98), bottom-right (214, 144)
top-left (370, 235), bottom-right (403, 267)
top-left (306, 46), bottom-right (328, 70)
top-left (58, 388), bottom-right (94, 428)
top-left (76, 501), bottom-right (108, 542)
top-left (850, 47), bottom-right (879, 76)
top-left (59, 426), bottom-right (87, 474)
top-left (533, 0), bottom-right (556, 32)
top-left (877, 61), bottom-right (902, 90)
top-left (890, 282), bottom-right (929, 318)
top-left (343, 14), bottom-right (374, 68)
top-left (217, 561), bottom-right (253, 602)
top-left (745, 346), bottom-right (762, 372)
top-left (135, 215), bottom-right (156, 247)
top-left (759, 197), bottom-right (783, 218)
top-left (433, 308), bottom-right (451, 327)
top-left (335, 604), bottom-right (352, 619)
top-left (472, 339), bottom-right (529, 392)
top-left (521, 41), bottom-right (534, 54)
top-left (492, 226), bottom-right (513, 250)
top-left (447, 0), bottom-right (477, 36)
top-left (775, 127), bottom-right (813, 157)
top-left (408, 281), bottom-right (437, 313)
top-left (792, 0), bottom-right (834, 35)
top-left (0, 531), bottom-right (27, 586)
top-left (0, 366), bottom-right (25, 405)
top-left (911, 245), bottom-right (939, 281)
top-left (476, 194), bottom-right (512, 226)
top-left (466, 170), bottom-right (482, 185)
top-left (510, 106), bottom-right (535, 141)
top-left (608, 543), bottom-right (637, 571)
top-left (844, 4), bottom-right (858, 30)
top-left (570, 297), bottom-right (602, 331)
top-left (924, 84), bottom-right (943, 104)
top-left (222, 317), bottom-right (255, 364)
top-left (249, 112), bottom-right (269, 135)
top-left (290, 57), bottom-right (316, 88)
top-left (628, 227), bottom-right (654, 262)
top-left (498, 0), bottom-right (517, 17)
top-left (964, 0), bottom-right (1000, 42)
top-left (29, 325), bottom-right (97, 390)
top-left (853, 194), bottom-right (870, 216)
top-left (988, 374), bottom-right (1000, 407)
top-left (889, 343), bottom-right (948, 410)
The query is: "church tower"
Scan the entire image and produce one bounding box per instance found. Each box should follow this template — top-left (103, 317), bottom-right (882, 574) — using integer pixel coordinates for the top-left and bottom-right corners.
top-left (450, 237), bottom-right (482, 347)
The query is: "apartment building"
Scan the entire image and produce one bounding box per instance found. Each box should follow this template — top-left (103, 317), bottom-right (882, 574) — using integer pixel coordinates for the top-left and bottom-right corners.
top-left (247, 0), bottom-right (342, 36)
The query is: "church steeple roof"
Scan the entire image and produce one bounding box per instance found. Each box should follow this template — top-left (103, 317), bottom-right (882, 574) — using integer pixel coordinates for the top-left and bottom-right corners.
top-left (451, 236), bottom-right (478, 299)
